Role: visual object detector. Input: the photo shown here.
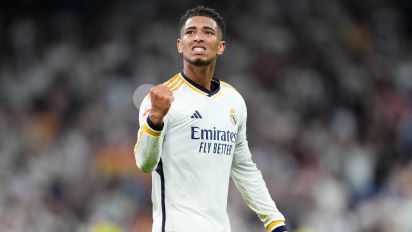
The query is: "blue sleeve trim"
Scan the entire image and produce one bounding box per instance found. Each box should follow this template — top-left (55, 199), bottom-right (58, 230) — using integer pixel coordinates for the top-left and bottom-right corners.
top-left (147, 116), bottom-right (164, 131)
top-left (272, 225), bottom-right (288, 232)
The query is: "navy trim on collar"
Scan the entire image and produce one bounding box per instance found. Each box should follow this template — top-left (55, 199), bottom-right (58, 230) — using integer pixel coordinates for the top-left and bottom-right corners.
top-left (180, 72), bottom-right (221, 97)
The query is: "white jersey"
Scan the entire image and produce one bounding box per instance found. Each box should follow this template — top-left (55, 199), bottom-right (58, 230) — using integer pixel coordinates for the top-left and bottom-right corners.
top-left (134, 72), bottom-right (286, 232)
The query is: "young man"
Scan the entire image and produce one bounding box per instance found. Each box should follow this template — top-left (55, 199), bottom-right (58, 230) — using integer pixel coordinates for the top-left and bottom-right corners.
top-left (134, 5), bottom-right (288, 232)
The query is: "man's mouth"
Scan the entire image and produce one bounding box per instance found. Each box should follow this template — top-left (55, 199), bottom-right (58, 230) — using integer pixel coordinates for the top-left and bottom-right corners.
top-left (192, 46), bottom-right (206, 52)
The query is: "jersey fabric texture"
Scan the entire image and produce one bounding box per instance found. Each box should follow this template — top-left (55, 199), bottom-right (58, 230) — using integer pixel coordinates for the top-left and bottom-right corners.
top-left (134, 72), bottom-right (286, 232)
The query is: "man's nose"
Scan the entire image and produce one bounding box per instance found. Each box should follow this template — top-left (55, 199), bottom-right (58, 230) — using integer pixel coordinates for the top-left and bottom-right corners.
top-left (194, 32), bottom-right (204, 41)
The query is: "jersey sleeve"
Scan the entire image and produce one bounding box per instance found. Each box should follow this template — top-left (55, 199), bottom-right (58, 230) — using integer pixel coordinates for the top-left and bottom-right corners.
top-left (231, 100), bottom-right (287, 232)
top-left (133, 94), bottom-right (166, 173)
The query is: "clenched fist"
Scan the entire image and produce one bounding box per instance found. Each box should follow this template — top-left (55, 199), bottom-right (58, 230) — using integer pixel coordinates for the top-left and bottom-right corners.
top-left (149, 84), bottom-right (174, 126)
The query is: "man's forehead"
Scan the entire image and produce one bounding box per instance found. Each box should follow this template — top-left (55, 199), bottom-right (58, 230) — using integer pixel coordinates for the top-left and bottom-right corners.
top-left (183, 16), bottom-right (218, 29)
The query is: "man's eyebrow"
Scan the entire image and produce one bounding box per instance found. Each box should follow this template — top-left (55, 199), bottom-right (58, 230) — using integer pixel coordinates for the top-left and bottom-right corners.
top-left (185, 26), bottom-right (216, 31)
top-left (203, 26), bottom-right (216, 31)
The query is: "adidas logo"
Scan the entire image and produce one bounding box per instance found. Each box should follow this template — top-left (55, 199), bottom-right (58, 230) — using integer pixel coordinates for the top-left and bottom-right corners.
top-left (191, 110), bottom-right (203, 119)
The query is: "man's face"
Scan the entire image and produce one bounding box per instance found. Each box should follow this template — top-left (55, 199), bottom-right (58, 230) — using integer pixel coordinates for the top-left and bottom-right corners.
top-left (177, 16), bottom-right (225, 66)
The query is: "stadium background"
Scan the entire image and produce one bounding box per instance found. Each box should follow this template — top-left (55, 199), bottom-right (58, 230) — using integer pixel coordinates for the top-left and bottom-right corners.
top-left (1, 0), bottom-right (412, 231)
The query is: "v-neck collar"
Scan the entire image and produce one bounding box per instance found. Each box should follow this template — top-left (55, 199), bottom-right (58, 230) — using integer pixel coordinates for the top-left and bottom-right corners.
top-left (180, 72), bottom-right (221, 97)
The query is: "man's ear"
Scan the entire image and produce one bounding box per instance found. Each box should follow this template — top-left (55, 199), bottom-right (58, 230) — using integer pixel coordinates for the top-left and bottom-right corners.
top-left (217, 40), bottom-right (226, 55)
top-left (177, 38), bottom-right (183, 53)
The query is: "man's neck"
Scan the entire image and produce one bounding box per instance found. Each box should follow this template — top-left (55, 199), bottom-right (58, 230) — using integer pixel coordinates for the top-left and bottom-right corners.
top-left (183, 62), bottom-right (216, 91)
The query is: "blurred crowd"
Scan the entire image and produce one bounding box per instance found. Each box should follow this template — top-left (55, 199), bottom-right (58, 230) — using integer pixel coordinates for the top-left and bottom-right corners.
top-left (1, 0), bottom-right (412, 231)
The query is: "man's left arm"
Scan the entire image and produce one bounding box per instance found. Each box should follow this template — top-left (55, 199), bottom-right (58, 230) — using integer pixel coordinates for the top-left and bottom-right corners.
top-left (230, 103), bottom-right (287, 232)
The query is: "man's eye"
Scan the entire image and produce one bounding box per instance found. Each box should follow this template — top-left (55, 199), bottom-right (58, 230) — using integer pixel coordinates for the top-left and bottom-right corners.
top-left (186, 31), bottom-right (194, 35)
top-left (205, 31), bottom-right (214, 35)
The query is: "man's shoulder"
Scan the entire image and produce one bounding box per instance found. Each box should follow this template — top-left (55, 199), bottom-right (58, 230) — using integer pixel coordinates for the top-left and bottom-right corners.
top-left (220, 80), bottom-right (243, 98)
top-left (163, 73), bottom-right (184, 90)
top-left (220, 80), bottom-right (236, 90)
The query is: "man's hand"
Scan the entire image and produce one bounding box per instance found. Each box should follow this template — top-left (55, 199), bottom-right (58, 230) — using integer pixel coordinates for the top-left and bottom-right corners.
top-left (148, 84), bottom-right (174, 126)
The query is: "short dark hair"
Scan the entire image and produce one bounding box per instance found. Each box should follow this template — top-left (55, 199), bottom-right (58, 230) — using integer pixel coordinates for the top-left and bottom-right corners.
top-left (178, 5), bottom-right (226, 39)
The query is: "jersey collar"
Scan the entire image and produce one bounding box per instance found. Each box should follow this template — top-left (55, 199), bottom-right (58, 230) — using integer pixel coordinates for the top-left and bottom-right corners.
top-left (180, 72), bottom-right (221, 97)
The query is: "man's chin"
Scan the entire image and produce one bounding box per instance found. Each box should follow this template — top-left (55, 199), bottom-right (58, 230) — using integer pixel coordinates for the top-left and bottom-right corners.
top-left (189, 58), bottom-right (212, 66)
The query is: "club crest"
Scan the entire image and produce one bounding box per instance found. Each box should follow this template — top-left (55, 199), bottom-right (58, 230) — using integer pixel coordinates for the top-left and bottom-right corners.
top-left (229, 108), bottom-right (237, 126)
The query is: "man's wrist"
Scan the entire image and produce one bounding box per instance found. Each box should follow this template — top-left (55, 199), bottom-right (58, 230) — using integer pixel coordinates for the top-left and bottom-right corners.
top-left (271, 225), bottom-right (287, 232)
top-left (267, 220), bottom-right (287, 232)
top-left (147, 116), bottom-right (164, 131)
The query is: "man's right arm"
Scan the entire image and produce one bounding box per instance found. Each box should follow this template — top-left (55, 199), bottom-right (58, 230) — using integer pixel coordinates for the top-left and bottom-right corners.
top-left (134, 113), bottom-right (164, 173)
top-left (134, 84), bottom-right (173, 173)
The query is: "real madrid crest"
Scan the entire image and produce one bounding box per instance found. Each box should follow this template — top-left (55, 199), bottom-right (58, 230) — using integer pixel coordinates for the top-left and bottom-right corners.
top-left (229, 108), bottom-right (237, 126)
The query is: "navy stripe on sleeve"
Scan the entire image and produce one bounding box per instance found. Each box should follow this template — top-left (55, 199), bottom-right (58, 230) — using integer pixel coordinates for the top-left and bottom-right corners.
top-left (272, 225), bottom-right (288, 232)
top-left (147, 116), bottom-right (164, 131)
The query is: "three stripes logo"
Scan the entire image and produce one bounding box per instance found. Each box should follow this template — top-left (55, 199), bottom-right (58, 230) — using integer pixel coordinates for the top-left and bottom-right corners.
top-left (191, 110), bottom-right (203, 119)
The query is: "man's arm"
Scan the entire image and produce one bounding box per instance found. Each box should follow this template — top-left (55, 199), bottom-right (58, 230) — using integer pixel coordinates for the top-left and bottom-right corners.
top-left (231, 143), bottom-right (288, 232)
top-left (134, 85), bottom-right (173, 173)
top-left (231, 103), bottom-right (287, 232)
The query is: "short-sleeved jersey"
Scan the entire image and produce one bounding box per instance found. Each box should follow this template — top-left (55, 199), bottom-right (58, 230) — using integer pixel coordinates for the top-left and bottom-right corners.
top-left (134, 72), bottom-right (286, 232)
